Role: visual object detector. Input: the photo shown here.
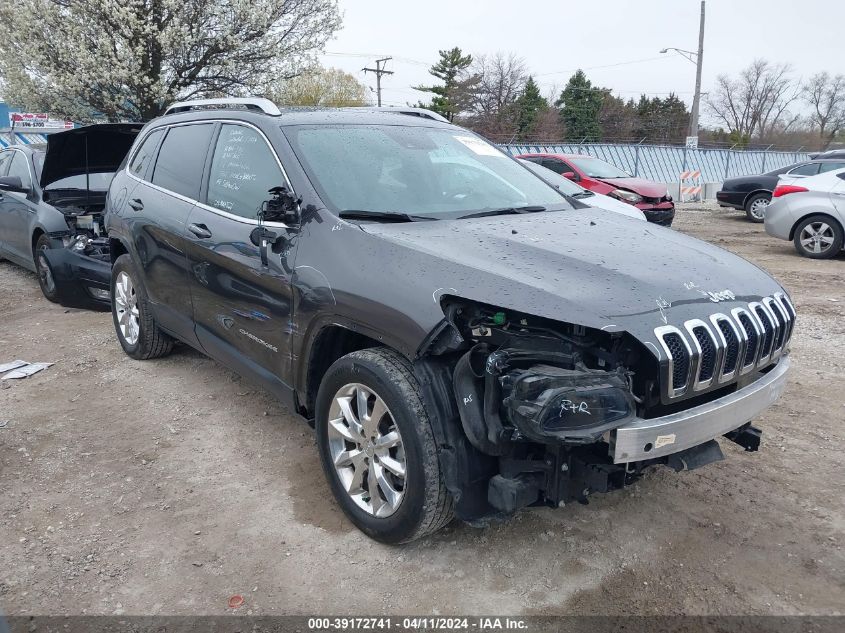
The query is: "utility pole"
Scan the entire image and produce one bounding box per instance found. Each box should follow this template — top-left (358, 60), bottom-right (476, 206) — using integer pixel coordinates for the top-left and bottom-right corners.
top-left (362, 57), bottom-right (394, 107)
top-left (689, 0), bottom-right (705, 139)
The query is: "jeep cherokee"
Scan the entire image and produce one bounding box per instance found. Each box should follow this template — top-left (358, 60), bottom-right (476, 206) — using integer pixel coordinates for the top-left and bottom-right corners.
top-left (104, 98), bottom-right (794, 543)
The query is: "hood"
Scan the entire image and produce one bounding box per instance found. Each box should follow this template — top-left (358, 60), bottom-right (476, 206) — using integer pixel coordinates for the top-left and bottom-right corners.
top-left (596, 176), bottom-right (668, 198)
top-left (40, 123), bottom-right (143, 190)
top-left (360, 209), bottom-right (783, 342)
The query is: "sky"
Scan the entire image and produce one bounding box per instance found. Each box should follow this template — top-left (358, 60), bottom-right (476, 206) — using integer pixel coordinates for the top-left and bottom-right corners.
top-left (319, 0), bottom-right (845, 123)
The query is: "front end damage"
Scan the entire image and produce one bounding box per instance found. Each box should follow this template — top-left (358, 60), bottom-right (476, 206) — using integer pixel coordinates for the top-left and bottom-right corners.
top-left (416, 299), bottom-right (790, 521)
top-left (41, 196), bottom-right (112, 309)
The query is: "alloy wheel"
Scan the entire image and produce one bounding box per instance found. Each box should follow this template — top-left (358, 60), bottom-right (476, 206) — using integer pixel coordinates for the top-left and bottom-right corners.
top-left (326, 383), bottom-right (406, 518)
top-left (799, 221), bottom-right (835, 255)
top-left (36, 247), bottom-right (55, 294)
top-left (114, 271), bottom-right (140, 345)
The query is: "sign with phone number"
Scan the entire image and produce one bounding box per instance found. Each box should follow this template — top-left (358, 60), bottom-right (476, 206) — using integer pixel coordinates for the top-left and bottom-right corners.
top-left (9, 112), bottom-right (73, 129)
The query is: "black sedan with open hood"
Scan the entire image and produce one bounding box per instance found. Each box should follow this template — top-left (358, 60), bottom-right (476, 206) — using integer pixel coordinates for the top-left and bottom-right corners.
top-left (0, 123), bottom-right (142, 307)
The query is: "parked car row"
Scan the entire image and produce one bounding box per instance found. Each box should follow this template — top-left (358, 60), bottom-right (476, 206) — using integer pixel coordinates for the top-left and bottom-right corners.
top-left (0, 99), bottom-right (795, 543)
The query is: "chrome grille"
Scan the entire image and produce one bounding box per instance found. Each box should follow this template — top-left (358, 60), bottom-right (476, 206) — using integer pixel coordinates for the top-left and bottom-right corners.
top-left (654, 295), bottom-right (795, 400)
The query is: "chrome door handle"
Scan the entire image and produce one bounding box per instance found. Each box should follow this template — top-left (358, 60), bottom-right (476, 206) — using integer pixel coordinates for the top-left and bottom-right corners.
top-left (128, 198), bottom-right (144, 211)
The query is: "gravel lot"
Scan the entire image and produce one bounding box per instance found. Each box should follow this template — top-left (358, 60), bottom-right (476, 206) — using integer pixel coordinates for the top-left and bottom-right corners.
top-left (1, 203), bottom-right (843, 616)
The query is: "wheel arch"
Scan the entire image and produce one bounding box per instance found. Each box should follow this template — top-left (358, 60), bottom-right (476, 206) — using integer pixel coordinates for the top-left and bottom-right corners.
top-left (301, 323), bottom-right (386, 418)
top-left (789, 211), bottom-right (844, 241)
top-left (742, 189), bottom-right (772, 208)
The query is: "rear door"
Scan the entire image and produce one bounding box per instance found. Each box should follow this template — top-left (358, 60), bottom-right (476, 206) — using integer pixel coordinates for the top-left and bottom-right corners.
top-left (0, 150), bottom-right (39, 266)
top-left (184, 122), bottom-right (295, 393)
top-left (128, 122), bottom-right (215, 340)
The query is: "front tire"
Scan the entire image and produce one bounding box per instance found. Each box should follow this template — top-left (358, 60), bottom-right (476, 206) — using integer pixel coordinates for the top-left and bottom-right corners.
top-left (792, 214), bottom-right (843, 259)
top-left (744, 193), bottom-right (770, 223)
top-left (315, 348), bottom-right (454, 543)
top-left (111, 254), bottom-right (173, 359)
top-left (34, 234), bottom-right (59, 303)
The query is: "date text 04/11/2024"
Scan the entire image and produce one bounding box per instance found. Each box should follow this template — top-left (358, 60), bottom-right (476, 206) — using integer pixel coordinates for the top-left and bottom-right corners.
top-left (307, 617), bottom-right (529, 630)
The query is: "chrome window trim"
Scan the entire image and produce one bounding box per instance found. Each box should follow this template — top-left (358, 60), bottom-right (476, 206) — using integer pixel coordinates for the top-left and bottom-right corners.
top-left (124, 118), bottom-right (294, 229)
top-left (683, 319), bottom-right (722, 392)
top-left (709, 313), bottom-right (744, 384)
top-left (654, 325), bottom-right (692, 398)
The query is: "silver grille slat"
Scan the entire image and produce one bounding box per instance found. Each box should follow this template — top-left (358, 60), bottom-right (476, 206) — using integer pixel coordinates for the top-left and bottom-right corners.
top-left (655, 295), bottom-right (795, 400)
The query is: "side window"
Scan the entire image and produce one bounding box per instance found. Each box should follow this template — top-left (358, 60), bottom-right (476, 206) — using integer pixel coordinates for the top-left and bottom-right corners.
top-left (128, 129), bottom-right (164, 180)
top-left (7, 152), bottom-right (32, 189)
top-left (206, 124), bottom-right (285, 219)
top-left (818, 162), bottom-right (845, 174)
top-left (152, 123), bottom-right (214, 199)
top-left (0, 151), bottom-right (13, 177)
top-left (541, 158), bottom-right (569, 174)
top-left (788, 163), bottom-right (820, 176)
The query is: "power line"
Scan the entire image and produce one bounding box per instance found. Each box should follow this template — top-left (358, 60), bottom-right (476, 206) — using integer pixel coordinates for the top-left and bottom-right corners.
top-left (535, 55), bottom-right (672, 77)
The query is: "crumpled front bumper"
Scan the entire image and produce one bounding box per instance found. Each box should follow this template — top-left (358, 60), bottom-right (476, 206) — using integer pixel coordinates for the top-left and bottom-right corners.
top-left (41, 248), bottom-right (111, 310)
top-left (609, 356), bottom-right (790, 463)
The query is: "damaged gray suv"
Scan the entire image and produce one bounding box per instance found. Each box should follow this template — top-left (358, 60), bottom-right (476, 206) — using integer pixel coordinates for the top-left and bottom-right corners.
top-left (104, 98), bottom-right (795, 543)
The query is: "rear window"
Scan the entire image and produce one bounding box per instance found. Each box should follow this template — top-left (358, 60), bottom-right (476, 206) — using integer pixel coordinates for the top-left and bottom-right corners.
top-left (152, 124), bottom-right (214, 199)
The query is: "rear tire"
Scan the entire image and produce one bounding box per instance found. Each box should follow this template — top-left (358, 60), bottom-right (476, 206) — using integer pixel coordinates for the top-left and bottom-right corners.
top-left (34, 234), bottom-right (60, 303)
top-left (315, 347), bottom-right (454, 543)
top-left (744, 193), bottom-right (770, 223)
top-left (792, 214), bottom-right (844, 259)
top-left (111, 254), bottom-right (173, 359)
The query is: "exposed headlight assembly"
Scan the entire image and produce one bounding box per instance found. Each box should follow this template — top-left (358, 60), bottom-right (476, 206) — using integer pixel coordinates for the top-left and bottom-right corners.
top-left (608, 189), bottom-right (643, 204)
top-left (502, 365), bottom-right (636, 442)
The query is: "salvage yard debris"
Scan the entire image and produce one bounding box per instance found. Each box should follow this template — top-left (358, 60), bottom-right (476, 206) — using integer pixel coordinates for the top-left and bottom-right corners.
top-left (1, 361), bottom-right (54, 380)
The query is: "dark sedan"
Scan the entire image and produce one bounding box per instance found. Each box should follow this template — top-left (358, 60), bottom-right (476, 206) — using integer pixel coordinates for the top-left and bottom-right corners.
top-left (0, 124), bottom-right (142, 307)
top-left (717, 158), bottom-right (845, 222)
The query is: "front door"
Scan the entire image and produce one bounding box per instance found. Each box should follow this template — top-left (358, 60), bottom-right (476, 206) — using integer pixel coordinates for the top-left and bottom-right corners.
top-left (0, 150), bottom-right (38, 267)
top-left (184, 123), bottom-right (295, 397)
top-left (130, 123), bottom-right (215, 340)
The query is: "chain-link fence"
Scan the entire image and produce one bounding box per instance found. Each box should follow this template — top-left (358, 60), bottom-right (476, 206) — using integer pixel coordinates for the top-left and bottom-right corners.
top-left (501, 143), bottom-right (810, 184)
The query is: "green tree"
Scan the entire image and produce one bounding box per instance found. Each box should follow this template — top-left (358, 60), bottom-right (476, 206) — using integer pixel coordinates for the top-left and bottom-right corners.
top-left (555, 70), bottom-right (603, 141)
top-left (634, 94), bottom-right (689, 143)
top-left (514, 76), bottom-right (547, 140)
top-left (414, 47), bottom-right (477, 122)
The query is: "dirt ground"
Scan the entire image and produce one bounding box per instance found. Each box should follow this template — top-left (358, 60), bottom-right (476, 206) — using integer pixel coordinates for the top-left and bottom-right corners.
top-left (1, 202), bottom-right (843, 617)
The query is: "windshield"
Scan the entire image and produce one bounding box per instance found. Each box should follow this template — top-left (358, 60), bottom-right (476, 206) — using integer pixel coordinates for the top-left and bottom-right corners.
top-left (520, 160), bottom-right (585, 195)
top-left (569, 157), bottom-right (629, 179)
top-left (284, 124), bottom-right (572, 218)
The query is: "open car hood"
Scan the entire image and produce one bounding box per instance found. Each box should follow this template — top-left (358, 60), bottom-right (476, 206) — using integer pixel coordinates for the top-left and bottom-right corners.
top-left (40, 123), bottom-right (144, 190)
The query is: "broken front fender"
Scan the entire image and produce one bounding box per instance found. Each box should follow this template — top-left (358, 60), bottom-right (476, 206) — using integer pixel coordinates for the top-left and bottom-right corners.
top-left (40, 248), bottom-right (111, 310)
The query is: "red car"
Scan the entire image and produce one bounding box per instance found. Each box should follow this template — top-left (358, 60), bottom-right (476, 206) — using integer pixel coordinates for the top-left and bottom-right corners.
top-left (516, 153), bottom-right (675, 226)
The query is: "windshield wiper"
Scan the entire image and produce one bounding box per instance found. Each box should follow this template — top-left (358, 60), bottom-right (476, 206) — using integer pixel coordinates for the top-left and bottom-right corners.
top-left (457, 205), bottom-right (547, 220)
top-left (569, 191), bottom-right (594, 199)
top-left (339, 210), bottom-right (437, 222)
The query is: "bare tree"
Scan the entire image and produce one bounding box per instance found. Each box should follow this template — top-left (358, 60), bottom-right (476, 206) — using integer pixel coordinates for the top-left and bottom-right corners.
top-left (464, 52), bottom-right (527, 139)
top-left (706, 60), bottom-right (799, 144)
top-left (802, 72), bottom-right (845, 150)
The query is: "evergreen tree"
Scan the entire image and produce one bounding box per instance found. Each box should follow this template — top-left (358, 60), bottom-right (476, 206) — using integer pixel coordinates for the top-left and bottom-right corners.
top-left (414, 47), bottom-right (477, 122)
top-left (514, 76), bottom-right (547, 140)
top-left (555, 70), bottom-right (603, 141)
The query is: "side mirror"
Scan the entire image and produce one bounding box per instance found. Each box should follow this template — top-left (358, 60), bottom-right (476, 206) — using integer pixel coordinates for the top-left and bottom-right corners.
top-left (261, 186), bottom-right (301, 225)
top-left (0, 176), bottom-right (28, 193)
top-left (562, 171), bottom-right (578, 181)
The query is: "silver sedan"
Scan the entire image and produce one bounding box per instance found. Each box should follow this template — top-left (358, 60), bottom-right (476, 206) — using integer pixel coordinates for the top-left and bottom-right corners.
top-left (764, 168), bottom-right (845, 259)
